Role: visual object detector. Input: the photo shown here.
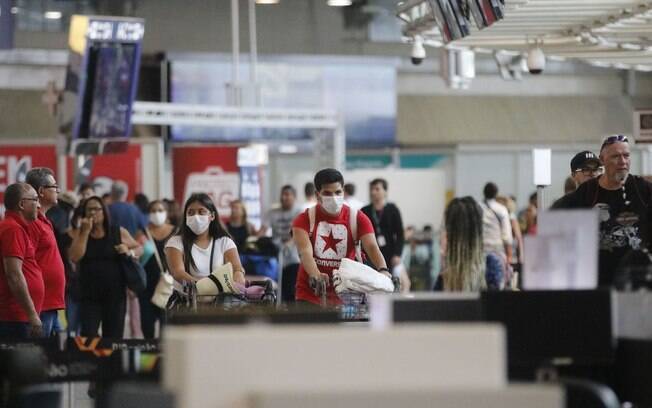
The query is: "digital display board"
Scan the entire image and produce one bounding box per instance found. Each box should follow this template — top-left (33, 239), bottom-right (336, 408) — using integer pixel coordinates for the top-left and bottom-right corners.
top-left (60, 15), bottom-right (144, 141)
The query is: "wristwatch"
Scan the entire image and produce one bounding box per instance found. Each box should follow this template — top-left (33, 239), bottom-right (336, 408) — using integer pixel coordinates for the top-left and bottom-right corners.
top-left (378, 267), bottom-right (389, 273)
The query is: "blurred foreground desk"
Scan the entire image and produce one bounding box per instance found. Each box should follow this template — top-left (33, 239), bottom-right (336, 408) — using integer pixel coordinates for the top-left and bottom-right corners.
top-left (245, 386), bottom-right (563, 408)
top-left (163, 324), bottom-right (514, 408)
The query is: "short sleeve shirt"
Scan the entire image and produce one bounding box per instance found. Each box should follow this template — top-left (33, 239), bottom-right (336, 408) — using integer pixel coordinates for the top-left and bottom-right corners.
top-left (292, 205), bottom-right (374, 305)
top-left (28, 213), bottom-right (65, 310)
top-left (0, 212), bottom-right (45, 322)
top-left (165, 235), bottom-right (237, 278)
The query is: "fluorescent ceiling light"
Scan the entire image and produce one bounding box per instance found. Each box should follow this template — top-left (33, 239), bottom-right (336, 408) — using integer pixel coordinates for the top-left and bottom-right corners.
top-left (278, 144), bottom-right (298, 154)
top-left (327, 0), bottom-right (352, 6)
top-left (255, 0), bottom-right (279, 4)
top-left (44, 11), bottom-right (62, 19)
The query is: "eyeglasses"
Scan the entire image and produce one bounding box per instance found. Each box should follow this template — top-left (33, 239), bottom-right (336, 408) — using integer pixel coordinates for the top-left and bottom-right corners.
top-left (600, 135), bottom-right (628, 151)
top-left (86, 207), bottom-right (102, 213)
top-left (21, 197), bottom-right (39, 203)
top-left (43, 185), bottom-right (60, 192)
top-left (574, 167), bottom-right (604, 176)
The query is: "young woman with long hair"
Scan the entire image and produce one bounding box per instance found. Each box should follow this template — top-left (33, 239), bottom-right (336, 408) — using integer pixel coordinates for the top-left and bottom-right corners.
top-left (440, 196), bottom-right (487, 291)
top-left (164, 193), bottom-right (246, 286)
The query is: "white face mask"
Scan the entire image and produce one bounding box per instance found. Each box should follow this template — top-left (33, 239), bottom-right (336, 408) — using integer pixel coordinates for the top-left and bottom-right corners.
top-left (321, 195), bottom-right (344, 215)
top-left (186, 214), bottom-right (211, 235)
top-left (149, 211), bottom-right (167, 226)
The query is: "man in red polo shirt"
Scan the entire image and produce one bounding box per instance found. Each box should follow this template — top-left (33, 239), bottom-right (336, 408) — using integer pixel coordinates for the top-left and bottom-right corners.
top-left (25, 167), bottom-right (66, 337)
top-left (292, 168), bottom-right (391, 305)
top-left (0, 183), bottom-right (44, 339)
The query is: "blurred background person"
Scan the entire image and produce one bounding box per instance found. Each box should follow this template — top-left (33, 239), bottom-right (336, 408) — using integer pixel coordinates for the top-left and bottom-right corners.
top-left (163, 198), bottom-right (182, 228)
top-left (362, 178), bottom-right (408, 290)
top-left (302, 182), bottom-right (317, 210)
top-left (77, 182), bottom-right (95, 202)
top-left (263, 185), bottom-right (301, 302)
top-left (343, 183), bottom-right (364, 211)
top-left (139, 200), bottom-right (175, 339)
top-left (226, 199), bottom-right (258, 253)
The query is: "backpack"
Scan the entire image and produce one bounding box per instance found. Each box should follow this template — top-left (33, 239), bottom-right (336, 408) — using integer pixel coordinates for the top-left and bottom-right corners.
top-left (307, 205), bottom-right (363, 262)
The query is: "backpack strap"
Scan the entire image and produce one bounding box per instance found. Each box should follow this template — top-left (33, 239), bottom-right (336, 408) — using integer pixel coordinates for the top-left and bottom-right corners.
top-left (308, 206), bottom-right (316, 239)
top-left (349, 206), bottom-right (362, 262)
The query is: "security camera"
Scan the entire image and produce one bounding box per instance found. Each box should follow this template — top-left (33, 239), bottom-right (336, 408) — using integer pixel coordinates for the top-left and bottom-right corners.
top-left (411, 36), bottom-right (426, 65)
top-left (527, 47), bottom-right (545, 74)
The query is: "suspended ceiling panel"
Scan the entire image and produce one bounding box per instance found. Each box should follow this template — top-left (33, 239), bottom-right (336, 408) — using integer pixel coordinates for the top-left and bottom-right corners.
top-left (398, 0), bottom-right (652, 71)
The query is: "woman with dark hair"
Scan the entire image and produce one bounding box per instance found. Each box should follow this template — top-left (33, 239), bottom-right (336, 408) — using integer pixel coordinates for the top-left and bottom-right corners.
top-left (139, 200), bottom-right (175, 339)
top-left (68, 196), bottom-right (143, 337)
top-left (164, 193), bottom-right (246, 286)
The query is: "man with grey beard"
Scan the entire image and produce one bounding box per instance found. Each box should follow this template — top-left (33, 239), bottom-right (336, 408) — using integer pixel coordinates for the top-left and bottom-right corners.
top-left (552, 135), bottom-right (652, 286)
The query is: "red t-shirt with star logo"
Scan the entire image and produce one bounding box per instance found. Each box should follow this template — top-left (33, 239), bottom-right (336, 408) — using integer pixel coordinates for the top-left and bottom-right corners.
top-left (292, 204), bottom-right (374, 305)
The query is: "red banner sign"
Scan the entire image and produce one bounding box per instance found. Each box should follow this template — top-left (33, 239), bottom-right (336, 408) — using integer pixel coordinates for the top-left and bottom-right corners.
top-left (0, 145), bottom-right (58, 206)
top-left (66, 144), bottom-right (142, 201)
top-left (172, 145), bottom-right (239, 217)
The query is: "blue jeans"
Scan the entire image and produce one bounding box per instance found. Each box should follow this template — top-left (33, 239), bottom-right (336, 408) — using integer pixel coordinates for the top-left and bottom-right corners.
top-left (0, 321), bottom-right (30, 340)
top-left (66, 296), bottom-right (81, 336)
top-left (40, 310), bottom-right (60, 338)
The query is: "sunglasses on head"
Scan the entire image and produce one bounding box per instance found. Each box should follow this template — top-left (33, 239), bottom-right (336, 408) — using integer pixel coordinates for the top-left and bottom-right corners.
top-left (600, 134), bottom-right (628, 151)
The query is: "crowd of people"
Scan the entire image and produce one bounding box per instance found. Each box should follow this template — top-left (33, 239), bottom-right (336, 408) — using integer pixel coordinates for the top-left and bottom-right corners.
top-left (0, 134), bottom-right (645, 339)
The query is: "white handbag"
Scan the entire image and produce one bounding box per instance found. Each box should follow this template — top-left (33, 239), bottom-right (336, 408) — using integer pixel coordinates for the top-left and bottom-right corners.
top-left (146, 228), bottom-right (175, 309)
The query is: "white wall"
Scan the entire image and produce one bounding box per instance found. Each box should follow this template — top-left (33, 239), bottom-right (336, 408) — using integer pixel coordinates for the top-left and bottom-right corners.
top-left (345, 168), bottom-right (446, 230)
top-left (454, 144), bottom-right (652, 210)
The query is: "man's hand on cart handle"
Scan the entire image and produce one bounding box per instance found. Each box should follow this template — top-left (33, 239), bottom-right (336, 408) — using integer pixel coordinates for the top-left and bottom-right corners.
top-left (309, 273), bottom-right (329, 296)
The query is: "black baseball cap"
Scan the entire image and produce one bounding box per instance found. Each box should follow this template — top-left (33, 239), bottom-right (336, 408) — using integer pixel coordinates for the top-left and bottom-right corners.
top-left (570, 151), bottom-right (601, 172)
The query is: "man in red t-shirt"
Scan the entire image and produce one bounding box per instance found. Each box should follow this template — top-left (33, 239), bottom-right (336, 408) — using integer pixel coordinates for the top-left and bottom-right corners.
top-left (292, 168), bottom-right (390, 305)
top-left (0, 183), bottom-right (45, 339)
top-left (26, 167), bottom-right (66, 337)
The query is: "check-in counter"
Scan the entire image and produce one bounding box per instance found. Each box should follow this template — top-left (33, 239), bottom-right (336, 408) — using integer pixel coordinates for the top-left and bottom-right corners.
top-left (163, 324), bottom-right (508, 408)
top-left (244, 385), bottom-right (563, 408)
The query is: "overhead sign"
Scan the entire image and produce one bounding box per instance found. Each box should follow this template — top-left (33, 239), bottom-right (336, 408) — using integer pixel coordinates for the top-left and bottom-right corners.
top-left (60, 15), bottom-right (144, 141)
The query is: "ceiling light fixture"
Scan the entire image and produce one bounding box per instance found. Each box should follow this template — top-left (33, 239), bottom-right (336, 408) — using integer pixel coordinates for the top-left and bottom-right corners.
top-left (255, 0), bottom-right (280, 4)
top-left (327, 0), bottom-right (353, 6)
top-left (44, 11), bottom-right (62, 20)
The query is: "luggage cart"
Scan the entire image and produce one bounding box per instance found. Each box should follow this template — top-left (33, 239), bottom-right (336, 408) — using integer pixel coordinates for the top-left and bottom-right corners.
top-left (168, 280), bottom-right (276, 314)
top-left (311, 275), bottom-right (400, 321)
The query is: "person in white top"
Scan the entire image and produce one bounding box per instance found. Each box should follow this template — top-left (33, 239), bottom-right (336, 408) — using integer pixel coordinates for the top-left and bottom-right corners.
top-left (343, 183), bottom-right (364, 211)
top-left (164, 193), bottom-right (246, 285)
top-left (479, 182), bottom-right (514, 265)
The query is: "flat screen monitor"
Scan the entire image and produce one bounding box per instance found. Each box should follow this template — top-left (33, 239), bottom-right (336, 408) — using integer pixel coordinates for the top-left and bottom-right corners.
top-left (79, 42), bottom-right (138, 139)
top-left (482, 290), bottom-right (615, 373)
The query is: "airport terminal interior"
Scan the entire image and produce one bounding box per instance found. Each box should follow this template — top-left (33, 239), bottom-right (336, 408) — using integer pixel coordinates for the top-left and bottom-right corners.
top-left (0, 0), bottom-right (651, 407)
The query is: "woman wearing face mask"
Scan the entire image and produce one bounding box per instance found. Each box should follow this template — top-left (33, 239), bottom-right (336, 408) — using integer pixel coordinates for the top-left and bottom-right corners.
top-left (164, 193), bottom-right (246, 291)
top-left (138, 200), bottom-right (175, 339)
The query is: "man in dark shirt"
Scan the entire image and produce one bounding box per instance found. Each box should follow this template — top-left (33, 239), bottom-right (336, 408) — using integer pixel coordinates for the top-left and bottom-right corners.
top-left (361, 178), bottom-right (405, 271)
top-left (552, 135), bottom-right (652, 286)
top-left (553, 151), bottom-right (603, 207)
